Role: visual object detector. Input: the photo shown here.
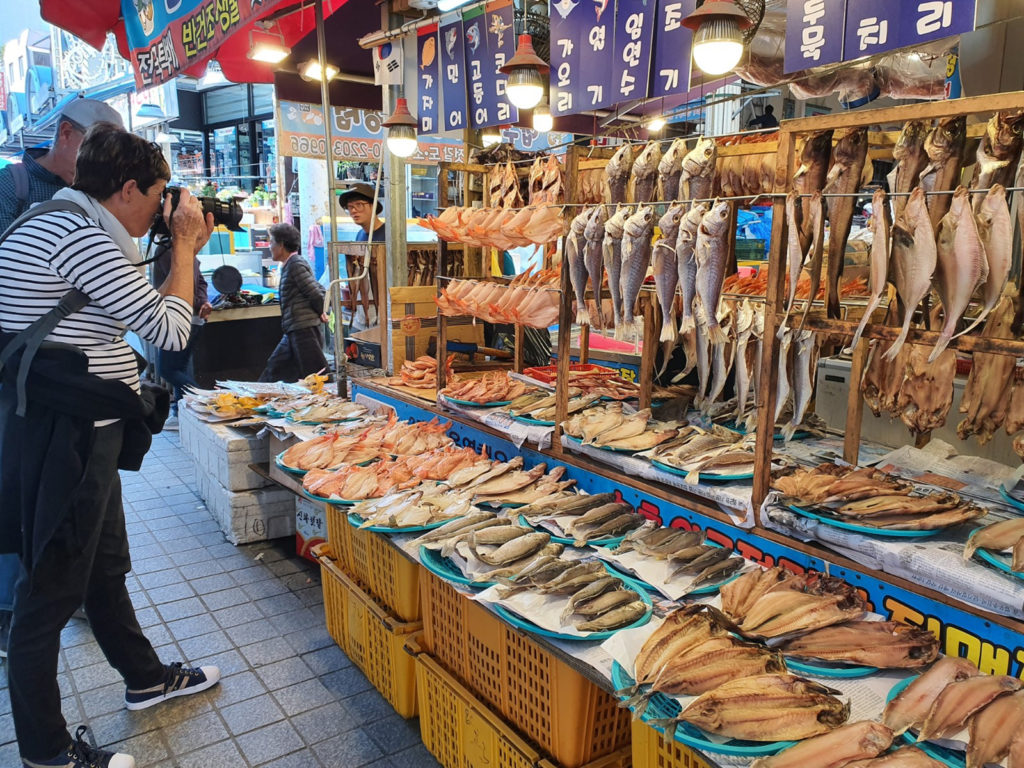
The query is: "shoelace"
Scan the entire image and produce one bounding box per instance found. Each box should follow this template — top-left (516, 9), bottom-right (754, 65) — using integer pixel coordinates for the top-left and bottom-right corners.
top-left (69, 725), bottom-right (107, 767)
top-left (163, 662), bottom-right (198, 693)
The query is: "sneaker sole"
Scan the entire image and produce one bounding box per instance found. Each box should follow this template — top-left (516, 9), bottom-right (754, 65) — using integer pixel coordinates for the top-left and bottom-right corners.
top-left (124, 674), bottom-right (219, 711)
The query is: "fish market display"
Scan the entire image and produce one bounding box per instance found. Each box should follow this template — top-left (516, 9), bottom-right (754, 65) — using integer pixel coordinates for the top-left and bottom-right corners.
top-left (733, 299), bottom-right (757, 427)
top-left (630, 141), bottom-right (661, 204)
top-left (440, 371), bottom-right (532, 405)
top-left (658, 138), bottom-right (686, 201)
top-left (844, 747), bottom-right (945, 767)
top-left (793, 130), bottom-right (833, 253)
top-left (562, 403), bottom-right (679, 452)
top-left (583, 205), bottom-right (610, 327)
top-left (418, 203), bottom-right (566, 247)
top-left (671, 673), bottom-right (850, 741)
top-left (884, 187), bottom-right (936, 361)
top-left (773, 463), bottom-right (987, 531)
top-left (675, 202), bottom-right (708, 372)
top-left (568, 206), bottom-right (594, 325)
top-left (279, 432), bottom-right (386, 471)
top-left (620, 205), bottom-right (657, 336)
top-left (350, 414), bottom-right (453, 455)
top-left (389, 355), bottom-right (454, 391)
top-left (919, 115), bottom-right (966, 230)
top-left (750, 721), bottom-right (895, 768)
top-left (611, 526), bottom-right (744, 588)
top-left (506, 388), bottom-right (601, 423)
top-left (862, 304), bottom-right (911, 417)
top-left (965, 689), bottom-right (1024, 768)
top-left (823, 127), bottom-right (869, 318)
top-left (302, 458), bottom-right (422, 501)
top-left (185, 391), bottom-right (268, 421)
top-left (785, 329), bottom-right (819, 441)
top-left (969, 183), bottom-right (1013, 334)
top-left (883, 656), bottom-right (981, 735)
top-left (603, 205), bottom-right (632, 333)
top-left (604, 143), bottom-right (634, 204)
top-left (287, 400), bottom-right (368, 423)
top-left (779, 622), bottom-right (939, 669)
top-left (528, 155), bottom-right (565, 205)
top-left (350, 484), bottom-right (477, 529)
top-left (646, 426), bottom-right (756, 483)
top-left (694, 200), bottom-right (731, 343)
top-left (796, 191), bottom-right (825, 331)
top-left (435, 270), bottom-right (561, 328)
top-left (963, 516), bottom-right (1024, 570)
top-left (894, 345), bottom-right (956, 436)
top-left (930, 186), bottom-right (987, 360)
top-left (779, 190), bottom-right (806, 332)
top-left (681, 137), bottom-right (717, 201)
top-left (652, 203), bottom-right (684, 342)
top-left (958, 295), bottom-right (1016, 445)
top-left (846, 189), bottom-right (890, 353)
top-left (889, 120), bottom-right (930, 220)
top-left (969, 109), bottom-right (1024, 210)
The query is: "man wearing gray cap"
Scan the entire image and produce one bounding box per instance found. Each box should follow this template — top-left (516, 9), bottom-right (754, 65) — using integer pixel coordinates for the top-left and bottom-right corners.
top-left (338, 182), bottom-right (384, 328)
top-left (0, 97), bottom-right (124, 232)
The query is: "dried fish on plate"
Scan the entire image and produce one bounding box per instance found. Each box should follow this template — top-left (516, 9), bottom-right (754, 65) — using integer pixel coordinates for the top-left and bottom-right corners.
top-left (882, 656), bottom-right (980, 735)
top-left (779, 621), bottom-right (939, 669)
top-left (350, 484), bottom-right (476, 528)
top-left (287, 401), bottom-right (368, 423)
top-left (964, 516), bottom-right (1024, 569)
top-left (440, 371), bottom-right (532, 404)
top-left (844, 747), bottom-right (946, 767)
top-left (965, 689), bottom-right (1024, 768)
top-left (917, 674), bottom-right (1022, 741)
top-left (750, 721), bottom-right (895, 768)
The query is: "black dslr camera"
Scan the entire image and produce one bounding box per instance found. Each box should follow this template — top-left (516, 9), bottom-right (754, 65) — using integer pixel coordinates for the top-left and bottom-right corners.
top-left (149, 186), bottom-right (244, 238)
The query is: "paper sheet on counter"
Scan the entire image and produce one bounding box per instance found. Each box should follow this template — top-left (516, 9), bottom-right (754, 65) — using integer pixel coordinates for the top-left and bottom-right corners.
top-left (473, 584), bottom-right (594, 637)
top-left (436, 395), bottom-right (553, 449)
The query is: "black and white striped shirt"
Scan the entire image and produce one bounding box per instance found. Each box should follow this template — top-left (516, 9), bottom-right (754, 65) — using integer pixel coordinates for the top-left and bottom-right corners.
top-left (0, 209), bottom-right (192, 394)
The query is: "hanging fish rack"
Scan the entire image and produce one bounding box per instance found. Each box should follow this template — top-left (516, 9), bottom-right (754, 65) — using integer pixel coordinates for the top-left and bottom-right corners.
top-left (750, 90), bottom-right (1024, 521)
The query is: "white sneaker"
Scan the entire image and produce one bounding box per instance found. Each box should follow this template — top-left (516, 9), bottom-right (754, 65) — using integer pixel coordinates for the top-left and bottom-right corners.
top-left (22, 725), bottom-right (135, 768)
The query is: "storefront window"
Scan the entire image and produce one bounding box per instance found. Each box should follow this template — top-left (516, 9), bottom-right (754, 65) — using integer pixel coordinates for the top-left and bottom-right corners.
top-left (210, 125), bottom-right (241, 190)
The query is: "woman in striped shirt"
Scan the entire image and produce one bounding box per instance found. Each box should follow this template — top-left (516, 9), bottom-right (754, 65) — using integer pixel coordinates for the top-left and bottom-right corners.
top-left (0, 124), bottom-right (222, 768)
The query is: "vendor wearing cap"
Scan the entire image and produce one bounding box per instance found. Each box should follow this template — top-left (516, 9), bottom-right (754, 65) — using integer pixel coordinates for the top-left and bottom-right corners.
top-left (339, 183), bottom-right (383, 327)
top-left (0, 97), bottom-right (124, 231)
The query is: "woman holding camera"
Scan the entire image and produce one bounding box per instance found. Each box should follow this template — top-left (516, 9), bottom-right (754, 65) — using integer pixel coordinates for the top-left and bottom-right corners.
top-left (258, 222), bottom-right (329, 382)
top-left (0, 123), bottom-right (221, 768)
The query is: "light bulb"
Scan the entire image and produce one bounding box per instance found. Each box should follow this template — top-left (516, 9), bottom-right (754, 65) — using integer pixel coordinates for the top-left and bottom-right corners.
top-left (533, 106), bottom-right (553, 133)
top-left (482, 129), bottom-right (502, 147)
top-left (248, 43), bottom-right (290, 63)
top-left (386, 126), bottom-right (418, 158)
top-left (301, 60), bottom-right (339, 82)
top-left (506, 68), bottom-right (545, 109)
top-left (647, 116), bottom-right (666, 132)
top-left (436, 0), bottom-right (473, 11)
top-left (692, 16), bottom-right (744, 75)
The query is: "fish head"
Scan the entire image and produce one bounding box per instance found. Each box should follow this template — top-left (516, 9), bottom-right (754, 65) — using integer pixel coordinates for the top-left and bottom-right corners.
top-left (635, 141), bottom-right (662, 173)
top-left (658, 203), bottom-right (685, 235)
top-left (584, 205), bottom-right (609, 239)
top-left (571, 208), bottom-right (591, 235)
top-left (894, 120), bottom-right (928, 159)
top-left (625, 205), bottom-right (656, 237)
top-left (993, 108), bottom-right (1024, 151)
top-left (929, 115), bottom-right (967, 157)
top-left (608, 144), bottom-right (634, 179)
top-left (982, 183), bottom-right (1008, 217)
top-left (658, 138), bottom-right (684, 173)
top-left (683, 202), bottom-right (709, 236)
top-left (702, 200), bottom-right (732, 236)
top-left (948, 185), bottom-right (971, 218)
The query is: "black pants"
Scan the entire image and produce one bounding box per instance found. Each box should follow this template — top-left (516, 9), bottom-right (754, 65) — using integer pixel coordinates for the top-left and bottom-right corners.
top-left (259, 325), bottom-right (328, 382)
top-left (9, 422), bottom-right (165, 761)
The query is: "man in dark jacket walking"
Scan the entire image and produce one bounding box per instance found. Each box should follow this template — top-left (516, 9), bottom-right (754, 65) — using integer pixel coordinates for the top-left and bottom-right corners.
top-left (259, 222), bottom-right (328, 381)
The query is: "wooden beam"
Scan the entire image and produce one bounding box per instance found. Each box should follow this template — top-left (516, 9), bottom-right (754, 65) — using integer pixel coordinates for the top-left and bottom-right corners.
top-left (514, 324), bottom-right (525, 373)
top-left (843, 339), bottom-right (869, 465)
top-left (717, 142), bottom-right (779, 158)
top-left (783, 91), bottom-right (1024, 133)
top-left (579, 325), bottom-right (590, 364)
top-left (554, 234), bottom-right (572, 455)
top-left (639, 296), bottom-right (656, 410)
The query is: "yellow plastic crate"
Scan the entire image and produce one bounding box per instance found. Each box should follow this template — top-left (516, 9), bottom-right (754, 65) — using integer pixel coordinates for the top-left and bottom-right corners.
top-left (314, 544), bottom-right (421, 718)
top-left (630, 721), bottom-right (712, 768)
top-left (420, 570), bottom-right (631, 768)
top-left (411, 636), bottom-right (542, 768)
top-left (315, 543), bottom-right (349, 653)
top-left (325, 503), bottom-right (421, 622)
top-left (538, 747), bottom-right (632, 768)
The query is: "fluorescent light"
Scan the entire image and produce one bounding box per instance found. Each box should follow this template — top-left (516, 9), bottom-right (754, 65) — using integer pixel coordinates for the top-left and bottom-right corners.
top-left (248, 43), bottom-right (290, 64)
top-left (197, 63), bottom-right (228, 89)
top-left (683, 1), bottom-right (749, 76)
top-left (500, 35), bottom-right (549, 110)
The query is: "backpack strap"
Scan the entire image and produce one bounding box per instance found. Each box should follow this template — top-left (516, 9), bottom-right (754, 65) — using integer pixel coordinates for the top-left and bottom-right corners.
top-left (0, 199), bottom-right (93, 416)
top-left (9, 162), bottom-right (29, 215)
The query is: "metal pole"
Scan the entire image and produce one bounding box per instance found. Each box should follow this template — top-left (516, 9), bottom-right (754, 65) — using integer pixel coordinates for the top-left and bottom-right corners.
top-left (314, 0), bottom-right (347, 396)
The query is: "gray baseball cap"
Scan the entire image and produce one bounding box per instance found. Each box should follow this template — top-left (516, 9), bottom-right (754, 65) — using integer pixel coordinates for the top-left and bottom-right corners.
top-left (60, 98), bottom-right (124, 132)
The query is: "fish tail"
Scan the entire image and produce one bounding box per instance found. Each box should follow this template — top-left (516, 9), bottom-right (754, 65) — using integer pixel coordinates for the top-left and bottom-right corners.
top-left (684, 469), bottom-right (700, 485)
top-left (646, 716), bottom-right (679, 731)
top-left (708, 324), bottom-right (728, 345)
top-left (678, 315), bottom-right (694, 335)
top-left (882, 320), bottom-right (911, 361)
top-left (927, 333), bottom-right (951, 364)
top-left (954, 308), bottom-right (990, 339)
top-left (621, 690), bottom-right (653, 716)
top-left (963, 537), bottom-right (979, 561)
top-left (781, 422), bottom-right (797, 442)
top-left (576, 306), bottom-right (591, 326)
top-left (659, 319), bottom-right (677, 343)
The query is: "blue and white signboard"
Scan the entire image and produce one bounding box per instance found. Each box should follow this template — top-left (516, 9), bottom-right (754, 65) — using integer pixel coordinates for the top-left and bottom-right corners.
top-left (612, 0), bottom-right (655, 103)
top-left (844, 0), bottom-right (976, 64)
top-left (549, 0), bottom-right (582, 117)
top-left (784, 0), bottom-right (847, 74)
top-left (439, 15), bottom-right (468, 132)
top-left (484, 0), bottom-right (519, 127)
top-left (576, 0), bottom-right (617, 110)
top-left (417, 25), bottom-right (439, 135)
top-left (650, 0), bottom-right (696, 98)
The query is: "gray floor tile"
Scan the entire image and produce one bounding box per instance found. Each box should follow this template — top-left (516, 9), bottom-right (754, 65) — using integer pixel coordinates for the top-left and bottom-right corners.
top-left (161, 710), bottom-right (230, 755)
top-left (207, 670), bottom-right (267, 707)
top-left (108, 729), bottom-right (169, 766)
top-left (291, 702), bottom-right (359, 745)
top-left (63, 641), bottom-right (107, 670)
top-left (212, 603), bottom-right (265, 629)
top-left (133, 606), bottom-right (161, 629)
top-left (230, 565), bottom-right (276, 585)
top-left (254, 592), bottom-right (304, 616)
top-left (270, 679), bottom-right (336, 717)
top-left (336, 689), bottom-right (396, 729)
top-left (362, 715), bottom-right (422, 756)
top-left (253, 657), bottom-right (316, 691)
top-left (147, 582), bottom-right (196, 605)
top-left (178, 629), bottom-right (235, 660)
top-left (166, 615), bottom-right (217, 642)
top-left (201, 587), bottom-right (253, 611)
top-left (259, 747), bottom-right (323, 768)
top-left (79, 681), bottom-right (127, 719)
top-left (136, 568), bottom-right (183, 590)
top-left (386, 743), bottom-right (442, 768)
top-left (242, 579), bottom-right (290, 601)
top-left (174, 738), bottom-right (246, 768)
top-left (220, 694), bottom-right (285, 736)
top-left (240, 637), bottom-right (294, 667)
top-left (313, 728), bottom-right (384, 768)
top-left (72, 660), bottom-right (128, 692)
top-left (189, 573), bottom-right (237, 595)
top-left (178, 560), bottom-right (225, 580)
top-left (320, 666), bottom-right (374, 701)
top-left (236, 720), bottom-right (305, 765)
top-left (284, 626), bottom-right (336, 655)
top-left (224, 619), bottom-right (281, 647)
top-left (301, 645), bottom-right (350, 676)
top-left (200, 648), bottom-right (249, 677)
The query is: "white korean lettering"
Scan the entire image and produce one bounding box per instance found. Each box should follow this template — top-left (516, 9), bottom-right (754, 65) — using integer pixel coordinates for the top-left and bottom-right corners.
top-left (587, 84), bottom-right (604, 104)
top-left (446, 63), bottom-right (460, 82)
top-left (497, 102), bottom-right (511, 120)
top-left (475, 107), bottom-right (489, 124)
top-left (496, 79), bottom-right (507, 95)
top-left (660, 68), bottom-right (679, 90)
top-left (557, 38), bottom-right (574, 57)
top-left (472, 81), bottom-right (484, 104)
top-left (917, 1), bottom-right (953, 35)
top-left (557, 61), bottom-right (572, 87)
top-left (625, 12), bottom-right (644, 39)
top-left (449, 110), bottom-right (464, 127)
top-left (556, 91), bottom-right (573, 111)
top-left (663, 2), bottom-right (682, 32)
top-left (622, 40), bottom-right (642, 68)
top-left (589, 25), bottom-right (606, 50)
top-left (802, 0), bottom-right (825, 25)
top-left (493, 53), bottom-right (506, 73)
top-left (421, 73), bottom-right (434, 89)
top-left (421, 95), bottom-right (434, 110)
top-left (422, 117), bottom-right (434, 132)
top-left (620, 70), bottom-right (636, 96)
top-left (471, 60), bottom-right (482, 80)
top-left (856, 16), bottom-right (888, 50)
top-left (801, 24), bottom-right (825, 60)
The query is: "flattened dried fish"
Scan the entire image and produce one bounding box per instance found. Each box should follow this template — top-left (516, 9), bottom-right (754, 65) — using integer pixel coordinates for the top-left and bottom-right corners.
top-left (918, 674), bottom-right (1021, 741)
top-left (780, 621), bottom-right (938, 668)
top-left (750, 721), bottom-right (894, 768)
top-left (630, 141), bottom-right (661, 204)
top-left (882, 656), bottom-right (979, 735)
top-left (575, 599), bottom-right (646, 631)
top-left (884, 187), bottom-right (936, 361)
top-left (682, 137), bottom-right (717, 201)
top-left (695, 200), bottom-right (732, 343)
top-left (846, 189), bottom-right (890, 354)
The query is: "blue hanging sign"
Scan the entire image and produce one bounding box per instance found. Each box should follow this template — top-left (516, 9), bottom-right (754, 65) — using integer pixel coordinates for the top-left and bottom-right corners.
top-left (439, 15), bottom-right (469, 132)
top-left (417, 25), bottom-right (439, 135)
top-left (575, 0), bottom-right (617, 110)
top-left (612, 0), bottom-right (655, 103)
top-left (549, 0), bottom-right (583, 117)
top-left (784, 0), bottom-right (847, 74)
top-left (463, 7), bottom-right (493, 128)
top-left (484, 0), bottom-right (519, 127)
top-left (897, 0), bottom-right (977, 47)
top-left (845, 0), bottom-right (976, 61)
top-left (649, 0), bottom-right (696, 98)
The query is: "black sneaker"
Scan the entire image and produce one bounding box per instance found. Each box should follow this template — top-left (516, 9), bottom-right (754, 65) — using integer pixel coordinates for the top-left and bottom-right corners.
top-left (124, 662), bottom-right (220, 711)
top-left (0, 609), bottom-right (11, 659)
top-left (22, 725), bottom-right (135, 767)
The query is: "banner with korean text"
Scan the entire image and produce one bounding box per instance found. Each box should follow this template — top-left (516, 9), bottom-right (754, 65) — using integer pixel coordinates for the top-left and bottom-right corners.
top-left (417, 25), bottom-right (440, 135)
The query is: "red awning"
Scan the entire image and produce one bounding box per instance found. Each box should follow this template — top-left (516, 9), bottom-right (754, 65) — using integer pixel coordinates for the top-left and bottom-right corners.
top-left (38, 0), bottom-right (352, 86)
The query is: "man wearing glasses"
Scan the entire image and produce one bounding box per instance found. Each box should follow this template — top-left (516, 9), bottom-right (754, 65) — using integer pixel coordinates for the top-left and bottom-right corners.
top-left (338, 183), bottom-right (384, 328)
top-left (0, 98), bottom-right (124, 232)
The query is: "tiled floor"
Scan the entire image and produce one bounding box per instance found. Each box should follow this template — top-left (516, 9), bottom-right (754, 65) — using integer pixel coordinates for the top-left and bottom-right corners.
top-left (0, 431), bottom-right (442, 768)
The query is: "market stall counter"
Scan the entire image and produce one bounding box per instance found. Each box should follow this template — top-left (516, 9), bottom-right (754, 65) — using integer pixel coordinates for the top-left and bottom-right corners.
top-left (193, 304), bottom-right (283, 388)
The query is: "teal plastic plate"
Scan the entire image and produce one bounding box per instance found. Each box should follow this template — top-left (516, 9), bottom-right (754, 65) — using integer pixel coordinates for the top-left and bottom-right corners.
top-left (967, 532), bottom-right (1024, 581)
top-left (274, 451), bottom-right (307, 476)
top-left (785, 657), bottom-right (878, 679)
top-left (565, 435), bottom-right (640, 454)
top-left (999, 486), bottom-right (1024, 513)
top-left (510, 414), bottom-right (556, 426)
top-left (650, 459), bottom-right (754, 483)
top-left (285, 412), bottom-right (364, 425)
top-left (788, 505), bottom-right (944, 539)
top-left (600, 557), bottom-right (740, 597)
top-left (442, 395), bottom-right (512, 408)
top-left (517, 514), bottom-right (629, 549)
top-left (885, 677), bottom-right (965, 767)
top-left (300, 487), bottom-right (355, 506)
top-left (346, 511), bottom-right (459, 534)
top-left (418, 545), bottom-right (496, 589)
top-left (610, 662), bottom-right (795, 757)
top-left (489, 570), bottom-right (653, 641)
top-left (719, 419), bottom-right (808, 441)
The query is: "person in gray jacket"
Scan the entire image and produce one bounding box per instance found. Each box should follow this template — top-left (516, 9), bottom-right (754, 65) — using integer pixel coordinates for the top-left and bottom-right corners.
top-left (259, 222), bottom-right (328, 382)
